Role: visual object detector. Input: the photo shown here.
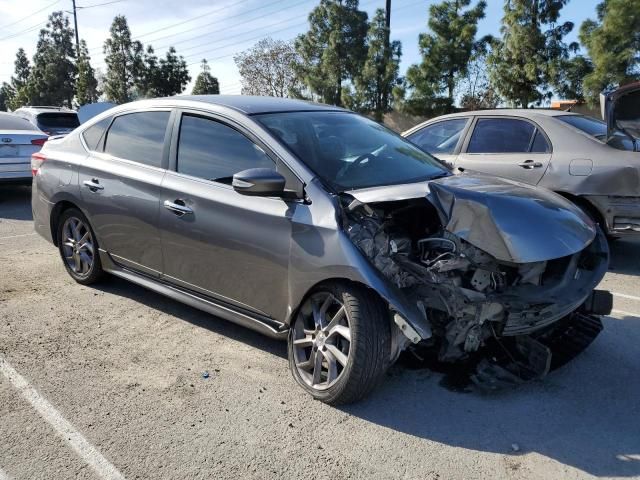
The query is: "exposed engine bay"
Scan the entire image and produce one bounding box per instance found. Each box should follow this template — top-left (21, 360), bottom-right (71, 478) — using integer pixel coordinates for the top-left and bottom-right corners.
top-left (340, 190), bottom-right (612, 389)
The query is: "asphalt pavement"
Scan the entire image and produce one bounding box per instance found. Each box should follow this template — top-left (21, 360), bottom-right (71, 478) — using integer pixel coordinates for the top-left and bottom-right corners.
top-left (1, 184), bottom-right (639, 480)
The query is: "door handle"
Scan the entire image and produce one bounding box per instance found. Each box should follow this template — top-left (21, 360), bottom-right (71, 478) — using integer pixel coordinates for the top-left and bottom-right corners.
top-left (518, 160), bottom-right (543, 169)
top-left (164, 199), bottom-right (193, 216)
top-left (83, 179), bottom-right (104, 191)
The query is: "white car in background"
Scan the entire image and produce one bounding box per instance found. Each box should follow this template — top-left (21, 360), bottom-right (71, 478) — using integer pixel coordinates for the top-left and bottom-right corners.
top-left (13, 106), bottom-right (80, 136)
top-left (0, 112), bottom-right (48, 184)
top-left (403, 83), bottom-right (640, 238)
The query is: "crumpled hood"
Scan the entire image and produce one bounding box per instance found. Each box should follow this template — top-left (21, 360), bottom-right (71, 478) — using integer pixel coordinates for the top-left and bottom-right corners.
top-left (348, 173), bottom-right (597, 263)
top-left (428, 174), bottom-right (596, 263)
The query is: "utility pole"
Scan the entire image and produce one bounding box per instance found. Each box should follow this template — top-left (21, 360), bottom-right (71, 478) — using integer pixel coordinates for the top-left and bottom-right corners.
top-left (385, 0), bottom-right (391, 31)
top-left (72, 0), bottom-right (80, 57)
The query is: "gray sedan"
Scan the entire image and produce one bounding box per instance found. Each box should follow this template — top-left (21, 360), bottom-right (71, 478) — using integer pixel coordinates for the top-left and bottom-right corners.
top-left (32, 96), bottom-right (611, 404)
top-left (404, 85), bottom-right (640, 238)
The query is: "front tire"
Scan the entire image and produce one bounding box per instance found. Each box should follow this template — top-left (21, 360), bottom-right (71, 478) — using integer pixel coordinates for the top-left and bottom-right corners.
top-left (288, 282), bottom-right (391, 405)
top-left (57, 208), bottom-right (105, 285)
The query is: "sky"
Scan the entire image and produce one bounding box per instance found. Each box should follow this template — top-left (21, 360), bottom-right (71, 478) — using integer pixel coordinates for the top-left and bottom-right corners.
top-left (0, 0), bottom-right (603, 96)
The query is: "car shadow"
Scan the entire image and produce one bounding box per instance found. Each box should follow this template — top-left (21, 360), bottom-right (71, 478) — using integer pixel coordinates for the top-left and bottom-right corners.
top-left (0, 185), bottom-right (33, 221)
top-left (609, 237), bottom-right (640, 276)
top-left (89, 275), bottom-right (288, 360)
top-left (343, 313), bottom-right (640, 477)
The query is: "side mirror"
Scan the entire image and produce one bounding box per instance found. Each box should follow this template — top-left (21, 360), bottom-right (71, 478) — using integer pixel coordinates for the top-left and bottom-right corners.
top-left (232, 168), bottom-right (286, 197)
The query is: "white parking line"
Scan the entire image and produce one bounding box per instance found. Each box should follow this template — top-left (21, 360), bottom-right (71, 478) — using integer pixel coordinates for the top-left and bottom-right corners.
top-left (0, 233), bottom-right (36, 240)
top-left (612, 309), bottom-right (640, 318)
top-left (0, 357), bottom-right (126, 480)
top-left (0, 466), bottom-right (12, 480)
top-left (612, 292), bottom-right (640, 302)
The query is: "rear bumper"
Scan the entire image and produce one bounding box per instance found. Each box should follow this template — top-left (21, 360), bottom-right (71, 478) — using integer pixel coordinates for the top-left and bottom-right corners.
top-left (586, 195), bottom-right (640, 236)
top-left (0, 169), bottom-right (32, 183)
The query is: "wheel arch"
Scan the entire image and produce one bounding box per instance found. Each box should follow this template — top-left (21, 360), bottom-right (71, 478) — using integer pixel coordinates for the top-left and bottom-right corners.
top-left (50, 200), bottom-right (82, 247)
top-left (555, 191), bottom-right (608, 233)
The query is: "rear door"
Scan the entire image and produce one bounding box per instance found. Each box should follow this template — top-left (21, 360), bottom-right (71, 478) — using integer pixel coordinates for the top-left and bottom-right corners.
top-left (79, 109), bottom-right (172, 277)
top-left (0, 114), bottom-right (47, 180)
top-left (405, 118), bottom-right (470, 168)
top-left (159, 111), bottom-right (294, 320)
top-left (456, 116), bottom-right (552, 184)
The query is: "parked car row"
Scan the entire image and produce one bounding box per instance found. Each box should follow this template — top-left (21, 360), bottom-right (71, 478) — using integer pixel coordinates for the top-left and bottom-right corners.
top-left (32, 95), bottom-right (614, 404)
top-left (403, 82), bottom-right (640, 238)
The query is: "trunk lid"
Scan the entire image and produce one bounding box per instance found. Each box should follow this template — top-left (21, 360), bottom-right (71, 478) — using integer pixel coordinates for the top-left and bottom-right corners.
top-left (600, 81), bottom-right (640, 149)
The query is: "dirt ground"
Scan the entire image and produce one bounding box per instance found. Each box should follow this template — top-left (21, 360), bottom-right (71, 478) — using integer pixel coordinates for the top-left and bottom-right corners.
top-left (1, 184), bottom-right (639, 480)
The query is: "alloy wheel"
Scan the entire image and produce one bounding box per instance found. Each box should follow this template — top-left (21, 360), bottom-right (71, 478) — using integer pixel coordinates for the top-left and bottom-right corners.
top-left (61, 217), bottom-right (95, 276)
top-left (292, 292), bottom-right (352, 390)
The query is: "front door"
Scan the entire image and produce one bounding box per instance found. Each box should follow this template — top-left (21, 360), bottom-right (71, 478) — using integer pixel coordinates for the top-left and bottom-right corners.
top-left (456, 116), bottom-right (552, 185)
top-left (79, 110), bottom-right (172, 277)
top-left (159, 112), bottom-right (294, 320)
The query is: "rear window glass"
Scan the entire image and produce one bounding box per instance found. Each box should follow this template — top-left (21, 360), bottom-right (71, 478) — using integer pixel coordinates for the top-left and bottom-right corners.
top-left (557, 115), bottom-right (607, 138)
top-left (0, 113), bottom-right (35, 130)
top-left (82, 117), bottom-right (112, 151)
top-left (36, 113), bottom-right (80, 129)
top-left (104, 111), bottom-right (170, 168)
top-left (467, 118), bottom-right (536, 153)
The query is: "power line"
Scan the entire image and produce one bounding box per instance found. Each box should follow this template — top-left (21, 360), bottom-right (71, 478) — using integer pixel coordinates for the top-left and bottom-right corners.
top-left (0, 21), bottom-right (47, 42)
top-left (77, 0), bottom-right (126, 8)
top-left (0, 0), bottom-right (60, 31)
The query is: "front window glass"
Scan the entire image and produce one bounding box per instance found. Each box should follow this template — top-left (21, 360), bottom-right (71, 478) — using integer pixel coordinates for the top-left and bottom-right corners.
top-left (255, 112), bottom-right (448, 191)
top-left (177, 115), bottom-right (274, 183)
top-left (407, 118), bottom-right (468, 154)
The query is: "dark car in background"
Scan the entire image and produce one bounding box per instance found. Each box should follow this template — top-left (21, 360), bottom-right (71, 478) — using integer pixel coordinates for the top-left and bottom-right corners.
top-left (32, 96), bottom-right (611, 404)
top-left (14, 106), bottom-right (80, 136)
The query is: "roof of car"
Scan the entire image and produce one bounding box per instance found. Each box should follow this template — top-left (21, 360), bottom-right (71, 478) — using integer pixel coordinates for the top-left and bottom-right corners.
top-left (429, 108), bottom-right (580, 119)
top-left (157, 95), bottom-right (347, 114)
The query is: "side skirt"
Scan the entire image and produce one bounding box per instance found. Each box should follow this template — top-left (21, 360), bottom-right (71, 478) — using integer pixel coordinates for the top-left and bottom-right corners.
top-left (99, 249), bottom-right (289, 340)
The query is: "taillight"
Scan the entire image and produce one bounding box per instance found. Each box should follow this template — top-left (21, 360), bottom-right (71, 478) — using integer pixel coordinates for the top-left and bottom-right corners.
top-left (31, 152), bottom-right (46, 176)
top-left (31, 138), bottom-right (47, 146)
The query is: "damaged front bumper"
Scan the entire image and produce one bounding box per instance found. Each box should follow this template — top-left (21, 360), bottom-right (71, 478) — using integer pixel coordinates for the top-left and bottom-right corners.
top-left (340, 173), bottom-right (612, 385)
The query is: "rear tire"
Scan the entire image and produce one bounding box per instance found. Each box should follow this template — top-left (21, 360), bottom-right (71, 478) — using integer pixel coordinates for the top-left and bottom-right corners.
top-left (57, 208), bottom-right (105, 285)
top-left (288, 282), bottom-right (391, 405)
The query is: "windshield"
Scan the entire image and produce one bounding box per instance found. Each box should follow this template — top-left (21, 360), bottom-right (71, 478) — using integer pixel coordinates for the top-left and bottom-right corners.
top-left (255, 111), bottom-right (448, 191)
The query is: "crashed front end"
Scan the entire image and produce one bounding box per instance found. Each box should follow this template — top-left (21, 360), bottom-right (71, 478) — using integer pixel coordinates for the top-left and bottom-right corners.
top-left (341, 174), bottom-right (612, 388)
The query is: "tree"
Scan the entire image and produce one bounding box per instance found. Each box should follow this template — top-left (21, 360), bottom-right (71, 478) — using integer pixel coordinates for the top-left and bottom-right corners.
top-left (295, 0), bottom-right (368, 106)
top-left (552, 55), bottom-right (593, 102)
top-left (3, 48), bottom-right (31, 110)
top-left (234, 38), bottom-right (302, 97)
top-left (353, 9), bottom-right (402, 121)
top-left (76, 40), bottom-right (99, 105)
top-left (405, 0), bottom-right (487, 115)
top-left (0, 83), bottom-right (14, 111)
top-left (192, 60), bottom-right (219, 95)
top-left (457, 44), bottom-right (501, 110)
top-left (156, 47), bottom-right (190, 97)
top-left (24, 11), bottom-right (77, 107)
top-left (487, 0), bottom-right (575, 107)
top-left (579, 0), bottom-right (640, 104)
top-left (103, 15), bottom-right (144, 103)
top-left (135, 45), bottom-right (161, 97)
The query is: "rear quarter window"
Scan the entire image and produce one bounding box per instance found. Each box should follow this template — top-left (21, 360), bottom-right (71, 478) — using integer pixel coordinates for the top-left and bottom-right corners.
top-left (81, 117), bottom-right (112, 151)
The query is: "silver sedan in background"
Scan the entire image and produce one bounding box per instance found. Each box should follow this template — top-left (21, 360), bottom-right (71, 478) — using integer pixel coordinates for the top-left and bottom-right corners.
top-left (0, 112), bottom-right (48, 184)
top-left (404, 83), bottom-right (640, 238)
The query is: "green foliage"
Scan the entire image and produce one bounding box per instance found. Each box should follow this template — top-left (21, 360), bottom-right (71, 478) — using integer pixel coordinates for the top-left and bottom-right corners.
top-left (76, 40), bottom-right (99, 105)
top-left (192, 60), bottom-right (220, 95)
top-left (457, 45), bottom-right (501, 110)
top-left (23, 11), bottom-right (77, 107)
top-left (234, 38), bottom-right (302, 97)
top-left (579, 0), bottom-right (640, 104)
top-left (487, 0), bottom-right (574, 107)
top-left (552, 54), bottom-right (593, 102)
top-left (0, 83), bottom-right (15, 111)
top-left (405, 0), bottom-right (486, 115)
top-left (353, 9), bottom-right (402, 121)
top-left (103, 15), bottom-right (144, 103)
top-left (104, 16), bottom-right (190, 102)
top-left (295, 0), bottom-right (368, 106)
